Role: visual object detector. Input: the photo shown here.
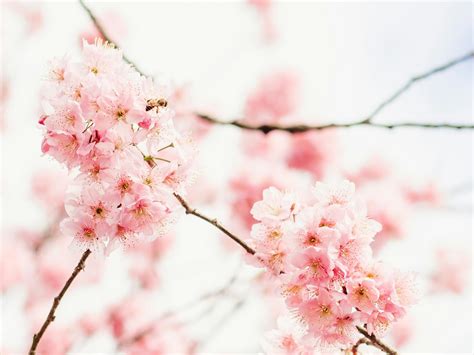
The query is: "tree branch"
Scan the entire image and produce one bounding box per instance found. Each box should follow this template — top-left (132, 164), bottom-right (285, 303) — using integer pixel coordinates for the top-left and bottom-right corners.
top-left (173, 193), bottom-right (256, 255)
top-left (351, 338), bottom-right (371, 354)
top-left (77, 0), bottom-right (473, 132)
top-left (197, 113), bottom-right (474, 133)
top-left (29, 249), bottom-right (92, 355)
top-left (356, 325), bottom-right (397, 355)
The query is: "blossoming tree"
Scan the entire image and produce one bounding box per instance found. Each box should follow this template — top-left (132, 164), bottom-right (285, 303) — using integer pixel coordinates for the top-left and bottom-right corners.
top-left (1, 1), bottom-right (472, 354)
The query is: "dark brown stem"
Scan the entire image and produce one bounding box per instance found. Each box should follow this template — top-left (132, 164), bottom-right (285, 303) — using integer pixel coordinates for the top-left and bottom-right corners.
top-left (29, 249), bottom-right (92, 355)
top-left (173, 193), bottom-right (255, 255)
top-left (197, 113), bottom-right (474, 133)
top-left (197, 51), bottom-right (474, 132)
top-left (356, 326), bottom-right (397, 355)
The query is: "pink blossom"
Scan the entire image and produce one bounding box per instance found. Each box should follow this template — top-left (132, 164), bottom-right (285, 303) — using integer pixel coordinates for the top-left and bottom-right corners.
top-left (390, 315), bottom-right (415, 348)
top-left (0, 239), bottom-right (32, 292)
top-left (251, 186), bottom-right (296, 223)
top-left (79, 11), bottom-right (127, 46)
top-left (31, 168), bottom-right (69, 213)
top-left (244, 71), bottom-right (299, 125)
top-left (430, 248), bottom-right (471, 294)
top-left (39, 40), bottom-right (195, 255)
top-left (247, 180), bottom-right (416, 349)
top-left (286, 131), bottom-right (337, 178)
top-left (261, 315), bottom-right (308, 355)
top-left (346, 278), bottom-right (380, 313)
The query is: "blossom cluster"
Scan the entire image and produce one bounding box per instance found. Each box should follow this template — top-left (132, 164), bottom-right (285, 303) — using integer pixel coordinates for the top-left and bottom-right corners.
top-left (39, 40), bottom-right (194, 255)
top-left (248, 181), bottom-right (417, 352)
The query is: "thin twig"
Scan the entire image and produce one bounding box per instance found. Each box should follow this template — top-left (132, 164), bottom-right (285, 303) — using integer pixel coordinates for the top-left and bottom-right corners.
top-left (192, 297), bottom-right (246, 352)
top-left (356, 325), bottom-right (397, 355)
top-left (197, 51), bottom-right (474, 132)
top-left (364, 50), bottom-right (474, 121)
top-left (29, 249), bottom-right (92, 355)
top-left (173, 193), bottom-right (255, 255)
top-left (78, 0), bottom-right (143, 75)
top-left (351, 338), bottom-right (371, 354)
top-left (117, 273), bottom-right (241, 349)
top-left (78, 0), bottom-right (473, 132)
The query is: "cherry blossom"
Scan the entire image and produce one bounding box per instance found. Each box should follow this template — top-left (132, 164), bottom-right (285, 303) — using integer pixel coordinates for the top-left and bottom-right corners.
top-left (39, 40), bottom-right (195, 256)
top-left (248, 180), bottom-right (418, 350)
top-left (430, 248), bottom-right (471, 294)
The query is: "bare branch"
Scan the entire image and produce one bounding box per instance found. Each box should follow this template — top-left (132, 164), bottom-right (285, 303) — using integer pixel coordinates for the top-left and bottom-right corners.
top-left (174, 193), bottom-right (256, 255)
top-left (197, 113), bottom-right (474, 133)
top-left (78, 0), bottom-right (473, 132)
top-left (364, 50), bottom-right (474, 121)
top-left (29, 249), bottom-right (92, 355)
top-left (356, 326), bottom-right (397, 355)
top-left (351, 338), bottom-right (371, 354)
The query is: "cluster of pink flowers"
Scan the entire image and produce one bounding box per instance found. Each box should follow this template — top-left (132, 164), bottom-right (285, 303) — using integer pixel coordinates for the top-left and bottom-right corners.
top-left (248, 180), bottom-right (417, 351)
top-left (39, 40), bottom-right (194, 255)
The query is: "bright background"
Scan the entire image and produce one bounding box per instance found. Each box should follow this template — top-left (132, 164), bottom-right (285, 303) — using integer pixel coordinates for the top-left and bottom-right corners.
top-left (1, 1), bottom-right (472, 354)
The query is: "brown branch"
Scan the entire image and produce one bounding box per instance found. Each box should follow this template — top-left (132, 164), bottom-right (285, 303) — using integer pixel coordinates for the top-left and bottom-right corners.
top-left (29, 249), bottom-right (92, 355)
top-left (173, 193), bottom-right (255, 255)
top-left (364, 50), bottom-right (474, 121)
top-left (356, 326), bottom-right (397, 355)
top-left (77, 0), bottom-right (473, 132)
top-left (197, 51), bottom-right (474, 132)
top-left (351, 338), bottom-right (371, 354)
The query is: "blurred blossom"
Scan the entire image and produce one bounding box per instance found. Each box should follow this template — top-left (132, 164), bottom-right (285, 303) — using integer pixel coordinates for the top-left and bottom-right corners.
top-left (390, 314), bottom-right (415, 348)
top-left (1, 238), bottom-right (33, 292)
top-left (244, 71), bottom-right (300, 125)
top-left (35, 325), bottom-right (73, 355)
top-left (430, 248), bottom-right (471, 294)
top-left (286, 131), bottom-right (337, 178)
top-left (0, 77), bottom-right (9, 131)
top-left (126, 233), bottom-right (173, 289)
top-left (6, 2), bottom-right (43, 35)
top-left (31, 168), bottom-right (69, 214)
top-left (247, 0), bottom-right (277, 43)
top-left (347, 158), bottom-right (441, 251)
top-left (79, 11), bottom-right (127, 46)
top-left (26, 236), bottom-right (104, 310)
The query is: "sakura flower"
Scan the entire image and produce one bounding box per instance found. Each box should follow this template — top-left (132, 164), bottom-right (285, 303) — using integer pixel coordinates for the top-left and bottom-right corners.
top-left (39, 40), bottom-right (195, 255)
top-left (313, 180), bottom-right (355, 207)
top-left (346, 278), bottom-right (380, 313)
top-left (247, 180), bottom-right (416, 350)
top-left (292, 247), bottom-right (335, 282)
top-left (261, 315), bottom-right (308, 355)
top-left (251, 186), bottom-right (296, 222)
top-left (299, 289), bottom-right (339, 330)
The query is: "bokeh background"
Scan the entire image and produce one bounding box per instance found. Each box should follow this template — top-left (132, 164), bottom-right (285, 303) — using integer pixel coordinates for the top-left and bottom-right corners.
top-left (1, 1), bottom-right (472, 354)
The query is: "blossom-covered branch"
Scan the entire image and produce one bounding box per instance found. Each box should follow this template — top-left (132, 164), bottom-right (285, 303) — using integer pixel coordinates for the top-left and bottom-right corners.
top-left (29, 249), bottom-right (91, 355)
top-left (174, 193), bottom-right (256, 255)
top-left (78, 0), bottom-right (472, 132)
